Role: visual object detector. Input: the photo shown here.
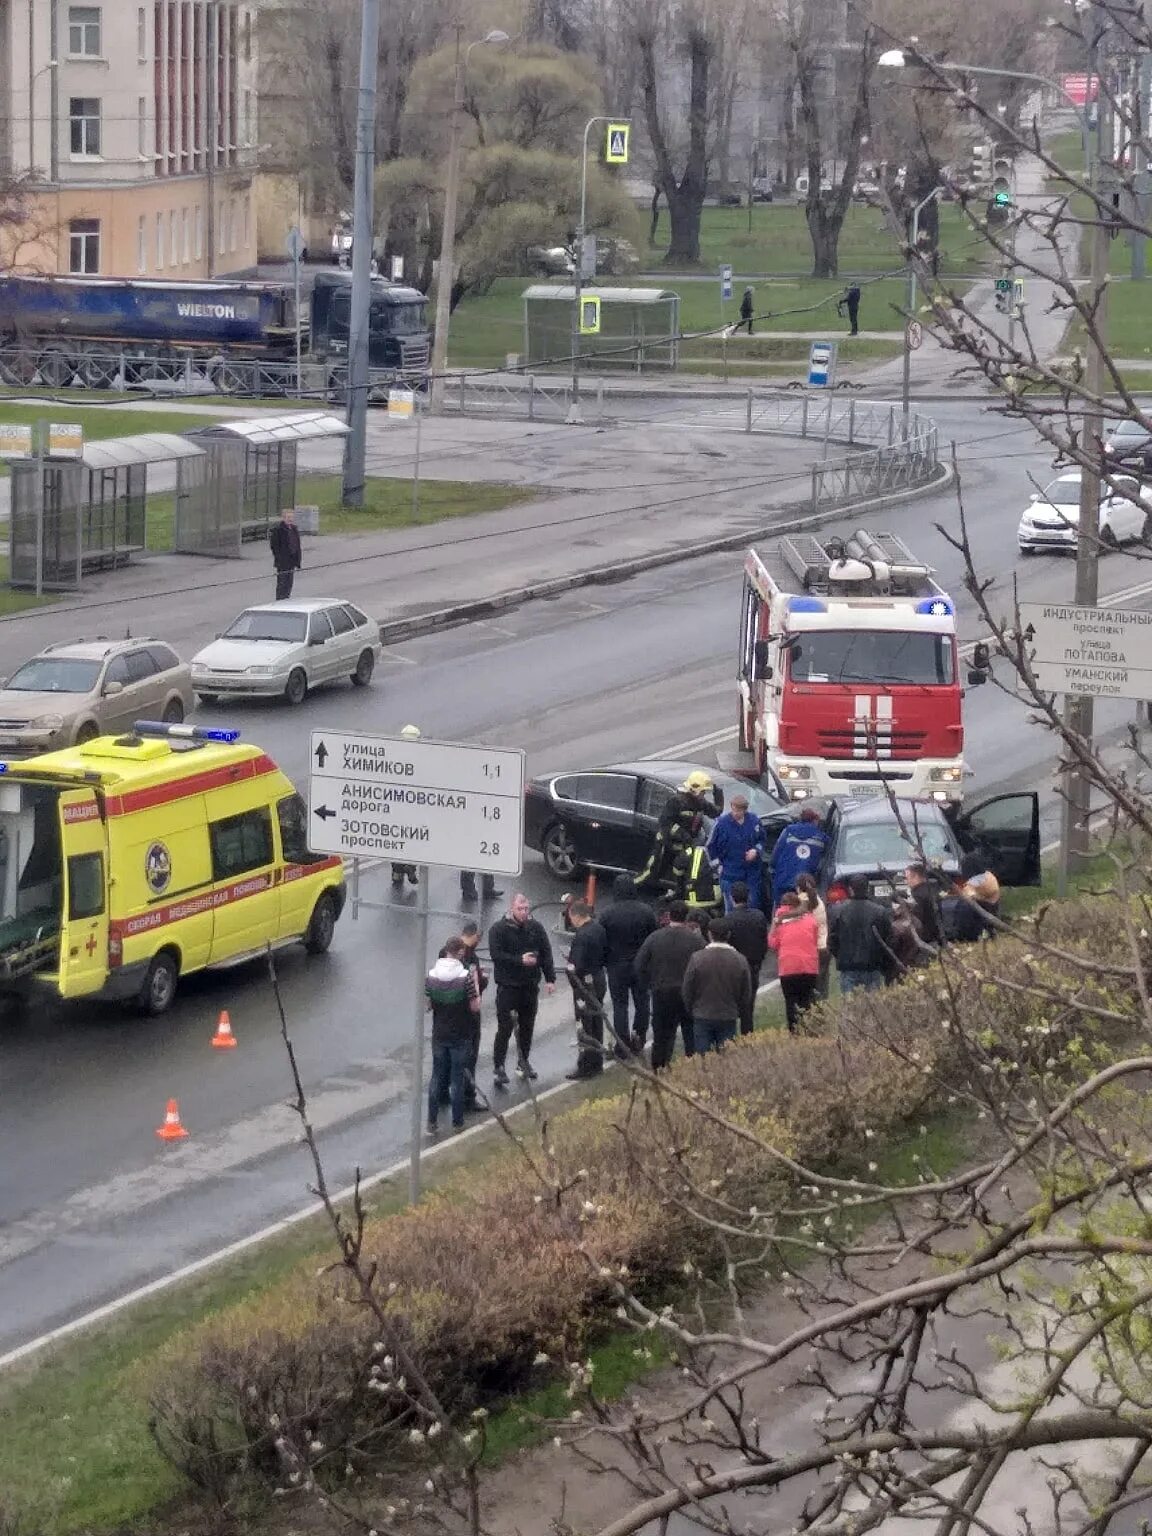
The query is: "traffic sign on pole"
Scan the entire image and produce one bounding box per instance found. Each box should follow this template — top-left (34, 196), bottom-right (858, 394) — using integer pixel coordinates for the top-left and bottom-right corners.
top-left (307, 730), bottom-right (525, 874)
top-left (1018, 602), bottom-right (1152, 701)
top-left (285, 225), bottom-right (305, 263)
top-left (720, 263), bottom-right (733, 302)
top-left (605, 122), bottom-right (630, 164)
top-left (579, 295), bottom-right (601, 334)
top-left (905, 319), bottom-right (923, 351)
top-left (808, 340), bottom-right (835, 387)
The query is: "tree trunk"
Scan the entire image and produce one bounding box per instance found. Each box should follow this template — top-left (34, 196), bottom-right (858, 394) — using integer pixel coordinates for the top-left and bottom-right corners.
top-left (649, 186), bottom-right (662, 247)
top-left (666, 189), bottom-right (704, 263)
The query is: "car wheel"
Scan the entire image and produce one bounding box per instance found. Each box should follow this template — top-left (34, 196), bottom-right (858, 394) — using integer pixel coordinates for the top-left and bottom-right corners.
top-left (284, 668), bottom-right (308, 707)
top-left (74, 721), bottom-right (100, 745)
top-left (304, 892), bottom-right (338, 955)
top-left (1018, 545), bottom-right (1036, 557)
top-left (1143, 511), bottom-right (1152, 541)
top-left (1101, 522), bottom-right (1119, 549)
top-left (542, 822), bottom-right (581, 880)
top-left (351, 649), bottom-right (375, 687)
top-left (162, 698), bottom-right (185, 724)
top-left (139, 950), bottom-right (179, 1016)
top-left (196, 693), bottom-right (219, 706)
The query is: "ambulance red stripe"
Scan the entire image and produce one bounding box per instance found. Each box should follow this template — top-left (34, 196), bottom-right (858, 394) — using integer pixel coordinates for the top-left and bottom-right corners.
top-left (103, 753), bottom-right (279, 816)
top-left (107, 856), bottom-right (343, 940)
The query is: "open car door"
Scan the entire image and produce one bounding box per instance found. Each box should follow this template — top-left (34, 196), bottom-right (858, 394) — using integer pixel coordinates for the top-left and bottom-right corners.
top-left (953, 791), bottom-right (1040, 887)
top-left (57, 787), bottom-right (109, 999)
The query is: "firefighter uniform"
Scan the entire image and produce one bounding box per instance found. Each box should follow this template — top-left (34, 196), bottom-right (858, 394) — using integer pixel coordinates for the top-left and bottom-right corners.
top-left (638, 772), bottom-right (720, 895)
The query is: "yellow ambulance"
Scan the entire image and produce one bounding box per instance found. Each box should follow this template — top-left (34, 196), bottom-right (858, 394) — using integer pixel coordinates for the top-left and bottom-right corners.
top-left (0, 720), bottom-right (346, 1014)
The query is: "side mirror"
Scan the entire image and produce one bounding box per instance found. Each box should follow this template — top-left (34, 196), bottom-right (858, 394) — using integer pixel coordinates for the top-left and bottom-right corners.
top-left (967, 668), bottom-right (986, 686)
top-left (1029, 492), bottom-right (1039, 502)
top-left (310, 634), bottom-right (326, 646)
top-left (752, 638), bottom-right (771, 680)
top-left (972, 641), bottom-right (991, 671)
top-left (103, 680), bottom-right (124, 697)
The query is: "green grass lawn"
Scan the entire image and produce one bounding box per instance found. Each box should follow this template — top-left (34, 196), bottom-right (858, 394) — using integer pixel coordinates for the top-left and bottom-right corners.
top-left (448, 275), bottom-right (918, 371)
top-left (644, 200), bottom-right (987, 277)
top-left (1061, 277), bottom-right (1152, 360)
top-left (141, 472), bottom-right (538, 552)
top-left (0, 401), bottom-right (223, 442)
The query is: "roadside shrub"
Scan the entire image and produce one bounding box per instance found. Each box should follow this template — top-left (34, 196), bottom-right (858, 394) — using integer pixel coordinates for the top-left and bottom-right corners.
top-left (147, 890), bottom-right (1146, 1504)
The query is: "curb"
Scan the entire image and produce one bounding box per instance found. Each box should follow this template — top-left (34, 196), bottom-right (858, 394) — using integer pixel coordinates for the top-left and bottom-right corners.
top-left (378, 461), bottom-right (953, 645)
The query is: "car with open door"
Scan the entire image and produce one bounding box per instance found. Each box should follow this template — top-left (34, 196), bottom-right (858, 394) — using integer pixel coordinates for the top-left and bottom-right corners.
top-left (767, 791), bottom-right (1041, 907)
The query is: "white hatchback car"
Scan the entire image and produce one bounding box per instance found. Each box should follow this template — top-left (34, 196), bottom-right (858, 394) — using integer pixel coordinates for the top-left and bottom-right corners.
top-left (191, 599), bottom-right (381, 706)
top-left (1018, 471), bottom-right (1152, 555)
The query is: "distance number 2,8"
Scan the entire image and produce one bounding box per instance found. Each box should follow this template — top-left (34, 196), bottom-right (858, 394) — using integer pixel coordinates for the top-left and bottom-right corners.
top-left (480, 841), bottom-right (500, 857)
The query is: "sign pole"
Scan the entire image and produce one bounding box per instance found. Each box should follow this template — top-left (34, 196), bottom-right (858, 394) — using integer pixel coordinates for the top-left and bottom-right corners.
top-left (821, 344), bottom-right (839, 459)
top-left (409, 867), bottom-right (429, 1204)
top-left (411, 399), bottom-right (422, 519)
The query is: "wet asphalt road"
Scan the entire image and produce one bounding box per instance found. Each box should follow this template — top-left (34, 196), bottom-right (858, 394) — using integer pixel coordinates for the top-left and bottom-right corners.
top-left (1, 401), bottom-right (1150, 1354)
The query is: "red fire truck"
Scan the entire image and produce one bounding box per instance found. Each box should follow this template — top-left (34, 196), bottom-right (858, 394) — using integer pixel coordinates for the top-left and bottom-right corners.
top-left (735, 529), bottom-right (974, 803)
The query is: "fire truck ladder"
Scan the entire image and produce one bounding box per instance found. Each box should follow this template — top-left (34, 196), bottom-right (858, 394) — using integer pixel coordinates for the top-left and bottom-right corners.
top-left (779, 529), bottom-right (935, 596)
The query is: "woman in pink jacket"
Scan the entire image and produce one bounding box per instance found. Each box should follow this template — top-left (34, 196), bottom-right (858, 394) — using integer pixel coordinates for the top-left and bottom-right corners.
top-left (768, 891), bottom-right (820, 1034)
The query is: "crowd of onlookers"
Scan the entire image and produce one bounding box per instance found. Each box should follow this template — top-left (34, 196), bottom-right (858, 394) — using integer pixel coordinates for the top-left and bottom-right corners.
top-left (421, 828), bottom-right (1001, 1134)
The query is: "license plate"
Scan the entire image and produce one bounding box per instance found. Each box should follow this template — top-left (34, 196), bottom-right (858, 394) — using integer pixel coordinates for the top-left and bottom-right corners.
top-left (871, 881), bottom-right (893, 898)
top-left (848, 785), bottom-right (885, 798)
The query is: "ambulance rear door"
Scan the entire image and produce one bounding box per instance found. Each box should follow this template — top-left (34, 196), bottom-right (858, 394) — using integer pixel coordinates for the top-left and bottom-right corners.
top-left (57, 787), bottom-right (109, 998)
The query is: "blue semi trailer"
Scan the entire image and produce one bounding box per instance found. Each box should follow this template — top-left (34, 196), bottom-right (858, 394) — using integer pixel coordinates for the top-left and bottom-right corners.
top-left (0, 270), bottom-right (430, 391)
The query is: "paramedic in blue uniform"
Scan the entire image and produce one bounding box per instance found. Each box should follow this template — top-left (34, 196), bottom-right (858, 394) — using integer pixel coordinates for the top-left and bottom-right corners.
top-left (769, 806), bottom-right (828, 909)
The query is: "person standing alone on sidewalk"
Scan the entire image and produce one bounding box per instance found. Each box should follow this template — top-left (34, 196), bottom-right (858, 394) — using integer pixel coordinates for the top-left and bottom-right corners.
top-left (269, 507), bottom-right (302, 601)
top-left (635, 900), bottom-right (705, 1069)
top-left (738, 286), bottom-right (755, 335)
top-left (488, 893), bottom-right (555, 1087)
top-left (600, 875), bottom-right (657, 1056)
top-left (837, 283), bottom-right (862, 337)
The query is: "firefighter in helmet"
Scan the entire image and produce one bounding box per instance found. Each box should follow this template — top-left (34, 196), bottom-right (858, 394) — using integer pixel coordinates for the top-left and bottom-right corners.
top-left (638, 770), bottom-right (719, 896)
top-left (670, 845), bottom-right (724, 920)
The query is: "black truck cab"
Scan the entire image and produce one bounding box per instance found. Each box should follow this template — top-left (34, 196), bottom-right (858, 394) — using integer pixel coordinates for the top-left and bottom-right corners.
top-left (309, 271), bottom-right (429, 375)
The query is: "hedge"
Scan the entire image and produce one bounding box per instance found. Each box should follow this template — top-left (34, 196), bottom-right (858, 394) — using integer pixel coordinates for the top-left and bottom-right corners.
top-left (145, 888), bottom-right (1145, 1503)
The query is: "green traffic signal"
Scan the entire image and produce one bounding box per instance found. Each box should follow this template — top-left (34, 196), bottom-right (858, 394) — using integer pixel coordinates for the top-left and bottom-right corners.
top-left (992, 190), bottom-right (1012, 207)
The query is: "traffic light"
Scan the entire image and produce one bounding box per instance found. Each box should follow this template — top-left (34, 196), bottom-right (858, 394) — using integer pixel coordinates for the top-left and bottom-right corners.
top-left (991, 156), bottom-right (1013, 209)
top-left (994, 278), bottom-right (1012, 314)
top-left (971, 142), bottom-right (993, 188)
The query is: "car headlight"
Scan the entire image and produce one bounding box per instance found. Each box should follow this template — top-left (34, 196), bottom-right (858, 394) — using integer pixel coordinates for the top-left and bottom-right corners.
top-left (929, 766), bottom-right (963, 783)
top-left (777, 764), bottom-right (813, 781)
top-left (245, 665), bottom-right (276, 675)
top-left (28, 714), bottom-right (64, 731)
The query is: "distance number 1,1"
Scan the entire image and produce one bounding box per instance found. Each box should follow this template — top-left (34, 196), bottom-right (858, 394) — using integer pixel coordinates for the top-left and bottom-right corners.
top-left (482, 762), bottom-right (502, 780)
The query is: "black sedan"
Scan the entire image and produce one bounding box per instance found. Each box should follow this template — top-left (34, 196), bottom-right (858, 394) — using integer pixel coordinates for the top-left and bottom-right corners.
top-left (767, 791), bottom-right (1041, 907)
top-left (524, 760), bottom-right (786, 880)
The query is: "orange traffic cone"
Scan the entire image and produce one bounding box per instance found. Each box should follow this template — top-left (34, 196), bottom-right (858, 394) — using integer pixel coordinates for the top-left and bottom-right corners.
top-left (211, 1010), bottom-right (237, 1050)
top-left (155, 1097), bottom-right (189, 1141)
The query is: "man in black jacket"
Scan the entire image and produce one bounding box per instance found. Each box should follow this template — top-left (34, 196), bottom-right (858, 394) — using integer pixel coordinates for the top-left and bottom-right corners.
top-left (269, 508), bottom-right (302, 601)
top-left (565, 898), bottom-right (608, 1079)
top-left (600, 874), bottom-right (657, 1055)
top-left (828, 874), bottom-right (894, 993)
top-left (725, 880), bottom-right (769, 1034)
top-left (634, 900), bottom-right (705, 1069)
top-left (488, 893), bottom-right (556, 1087)
top-left (905, 863), bottom-right (944, 953)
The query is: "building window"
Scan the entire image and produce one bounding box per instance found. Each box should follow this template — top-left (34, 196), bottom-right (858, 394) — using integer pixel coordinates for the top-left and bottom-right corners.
top-left (244, 9), bottom-right (252, 62)
top-left (156, 211), bottom-right (164, 268)
top-left (182, 207), bottom-right (190, 262)
top-left (218, 201), bottom-right (226, 256)
top-left (243, 89), bottom-right (252, 146)
top-left (137, 5), bottom-right (147, 60)
top-left (68, 5), bottom-right (101, 57)
top-left (68, 219), bottom-right (100, 274)
top-left (194, 204), bottom-right (203, 260)
top-left (242, 197), bottom-right (249, 252)
top-left (137, 96), bottom-right (147, 157)
top-left (69, 98), bottom-right (101, 157)
top-left (169, 209), bottom-right (177, 262)
top-left (137, 214), bottom-right (146, 273)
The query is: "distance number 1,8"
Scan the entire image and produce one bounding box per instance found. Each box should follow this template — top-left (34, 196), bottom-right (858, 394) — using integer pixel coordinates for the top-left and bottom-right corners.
top-left (482, 804), bottom-right (501, 821)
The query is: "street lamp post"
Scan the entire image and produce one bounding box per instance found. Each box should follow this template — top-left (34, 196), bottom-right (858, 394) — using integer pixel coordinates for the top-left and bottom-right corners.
top-left (903, 185), bottom-right (944, 431)
top-left (568, 114), bottom-right (623, 426)
top-left (880, 46), bottom-right (1108, 888)
top-left (341, 0), bottom-right (381, 508)
top-left (428, 28), bottom-right (510, 414)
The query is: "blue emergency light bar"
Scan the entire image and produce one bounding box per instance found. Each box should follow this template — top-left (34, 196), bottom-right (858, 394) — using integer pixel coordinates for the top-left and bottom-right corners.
top-left (133, 721), bottom-right (241, 743)
top-left (788, 595), bottom-right (828, 613)
top-left (915, 597), bottom-right (954, 617)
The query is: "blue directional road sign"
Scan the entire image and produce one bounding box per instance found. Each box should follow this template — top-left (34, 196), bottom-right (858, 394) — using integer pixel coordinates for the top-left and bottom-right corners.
top-left (808, 341), bottom-right (835, 387)
top-left (720, 264), bottom-right (733, 302)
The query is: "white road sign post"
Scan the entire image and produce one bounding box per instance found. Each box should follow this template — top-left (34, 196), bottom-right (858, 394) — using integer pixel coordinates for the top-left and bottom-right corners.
top-left (307, 729), bottom-right (525, 1205)
top-left (1017, 602), bottom-right (1152, 701)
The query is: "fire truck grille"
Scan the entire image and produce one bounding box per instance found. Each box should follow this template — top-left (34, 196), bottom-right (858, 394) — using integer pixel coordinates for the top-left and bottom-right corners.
top-left (816, 729), bottom-right (928, 760)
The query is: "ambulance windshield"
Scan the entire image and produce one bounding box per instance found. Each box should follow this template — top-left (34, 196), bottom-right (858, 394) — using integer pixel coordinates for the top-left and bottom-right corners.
top-left (223, 610), bottom-right (308, 642)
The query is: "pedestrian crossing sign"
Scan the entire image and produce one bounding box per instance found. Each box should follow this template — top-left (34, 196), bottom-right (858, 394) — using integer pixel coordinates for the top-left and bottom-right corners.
top-left (605, 122), bottom-right (630, 164)
top-left (579, 295), bottom-right (602, 334)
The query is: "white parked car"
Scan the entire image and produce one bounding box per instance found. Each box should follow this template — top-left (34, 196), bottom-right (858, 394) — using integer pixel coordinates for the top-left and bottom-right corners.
top-left (191, 600), bottom-right (381, 706)
top-left (1018, 471), bottom-right (1152, 555)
